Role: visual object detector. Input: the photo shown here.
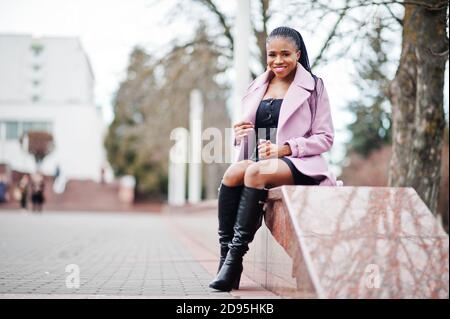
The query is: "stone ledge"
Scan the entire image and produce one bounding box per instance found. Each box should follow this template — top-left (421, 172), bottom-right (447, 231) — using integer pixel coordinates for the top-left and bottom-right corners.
top-left (245, 185), bottom-right (449, 299)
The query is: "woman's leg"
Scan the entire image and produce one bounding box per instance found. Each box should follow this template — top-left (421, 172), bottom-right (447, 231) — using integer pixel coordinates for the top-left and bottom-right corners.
top-left (222, 160), bottom-right (254, 187)
top-left (210, 159), bottom-right (295, 291)
top-left (215, 160), bottom-right (254, 272)
top-left (244, 159), bottom-right (295, 189)
top-left (20, 194), bottom-right (26, 209)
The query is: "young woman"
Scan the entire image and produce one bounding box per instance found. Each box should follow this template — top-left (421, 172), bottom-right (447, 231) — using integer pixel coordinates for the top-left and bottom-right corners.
top-left (209, 26), bottom-right (338, 292)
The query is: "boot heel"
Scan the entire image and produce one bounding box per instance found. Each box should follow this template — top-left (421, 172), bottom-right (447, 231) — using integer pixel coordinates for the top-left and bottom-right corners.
top-left (209, 261), bottom-right (243, 292)
top-left (232, 271), bottom-right (242, 290)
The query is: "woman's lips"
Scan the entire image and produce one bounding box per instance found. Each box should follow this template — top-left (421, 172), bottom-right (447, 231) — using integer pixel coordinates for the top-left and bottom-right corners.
top-left (273, 66), bottom-right (286, 73)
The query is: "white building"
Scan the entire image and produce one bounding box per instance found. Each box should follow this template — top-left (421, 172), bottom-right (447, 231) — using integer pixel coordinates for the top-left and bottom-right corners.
top-left (0, 34), bottom-right (106, 181)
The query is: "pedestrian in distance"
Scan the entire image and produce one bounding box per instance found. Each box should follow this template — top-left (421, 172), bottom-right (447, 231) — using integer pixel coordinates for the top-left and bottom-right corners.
top-left (30, 172), bottom-right (45, 213)
top-left (18, 174), bottom-right (30, 211)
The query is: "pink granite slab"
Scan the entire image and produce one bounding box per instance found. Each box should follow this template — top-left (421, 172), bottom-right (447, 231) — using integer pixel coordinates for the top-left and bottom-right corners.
top-left (265, 186), bottom-right (449, 299)
top-left (245, 205), bottom-right (317, 298)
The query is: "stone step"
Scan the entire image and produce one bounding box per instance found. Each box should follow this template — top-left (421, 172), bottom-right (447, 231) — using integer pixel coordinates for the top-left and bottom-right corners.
top-left (1, 175), bottom-right (163, 213)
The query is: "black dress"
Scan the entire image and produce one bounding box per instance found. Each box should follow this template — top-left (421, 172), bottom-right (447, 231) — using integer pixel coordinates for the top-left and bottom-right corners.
top-left (251, 98), bottom-right (318, 186)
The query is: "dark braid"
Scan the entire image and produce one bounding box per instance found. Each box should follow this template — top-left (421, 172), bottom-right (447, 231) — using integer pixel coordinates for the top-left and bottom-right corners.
top-left (267, 26), bottom-right (312, 74)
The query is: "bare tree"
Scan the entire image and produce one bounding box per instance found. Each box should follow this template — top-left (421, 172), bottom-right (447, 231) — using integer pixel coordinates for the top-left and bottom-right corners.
top-left (161, 0), bottom-right (449, 214)
top-left (162, 0), bottom-right (405, 75)
top-left (23, 131), bottom-right (54, 170)
top-left (388, 0), bottom-right (449, 214)
top-left (106, 27), bottom-right (229, 197)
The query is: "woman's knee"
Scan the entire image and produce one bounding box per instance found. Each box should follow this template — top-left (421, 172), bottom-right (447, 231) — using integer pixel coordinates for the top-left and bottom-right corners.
top-left (243, 160), bottom-right (283, 186)
top-left (243, 162), bottom-right (263, 184)
top-left (222, 164), bottom-right (246, 186)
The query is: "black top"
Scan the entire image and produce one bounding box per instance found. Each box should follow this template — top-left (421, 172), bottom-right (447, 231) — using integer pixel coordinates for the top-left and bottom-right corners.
top-left (253, 98), bottom-right (283, 161)
top-left (255, 98), bottom-right (283, 139)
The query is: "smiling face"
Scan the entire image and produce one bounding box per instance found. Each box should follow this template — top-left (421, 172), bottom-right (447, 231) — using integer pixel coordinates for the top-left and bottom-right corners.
top-left (266, 37), bottom-right (300, 80)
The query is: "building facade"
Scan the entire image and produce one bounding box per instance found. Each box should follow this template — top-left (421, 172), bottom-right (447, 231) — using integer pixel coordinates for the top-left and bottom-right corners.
top-left (0, 34), bottom-right (105, 181)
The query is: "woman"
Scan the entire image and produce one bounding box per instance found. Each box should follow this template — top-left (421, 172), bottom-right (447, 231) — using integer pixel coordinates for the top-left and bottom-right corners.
top-left (18, 174), bottom-right (30, 211)
top-left (31, 172), bottom-right (45, 212)
top-left (209, 26), bottom-right (338, 292)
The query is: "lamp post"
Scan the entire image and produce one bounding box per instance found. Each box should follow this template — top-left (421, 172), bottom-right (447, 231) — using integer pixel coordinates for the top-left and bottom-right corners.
top-left (231, 0), bottom-right (251, 162)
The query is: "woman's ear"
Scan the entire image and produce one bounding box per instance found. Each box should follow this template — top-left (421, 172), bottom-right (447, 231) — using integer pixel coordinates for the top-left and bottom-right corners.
top-left (296, 50), bottom-right (301, 61)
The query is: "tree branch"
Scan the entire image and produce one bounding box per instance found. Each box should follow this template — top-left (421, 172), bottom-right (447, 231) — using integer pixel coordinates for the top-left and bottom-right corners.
top-left (312, 0), bottom-right (350, 69)
top-left (429, 47), bottom-right (450, 57)
top-left (383, 3), bottom-right (403, 26)
top-left (332, 0), bottom-right (448, 12)
top-left (194, 0), bottom-right (234, 50)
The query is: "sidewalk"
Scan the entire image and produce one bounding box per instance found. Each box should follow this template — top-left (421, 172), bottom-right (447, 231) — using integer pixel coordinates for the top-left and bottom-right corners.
top-left (0, 209), bottom-right (279, 299)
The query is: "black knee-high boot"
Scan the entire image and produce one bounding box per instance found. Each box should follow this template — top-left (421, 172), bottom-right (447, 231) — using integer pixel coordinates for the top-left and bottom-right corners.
top-left (209, 186), bottom-right (268, 291)
top-left (217, 183), bottom-right (244, 272)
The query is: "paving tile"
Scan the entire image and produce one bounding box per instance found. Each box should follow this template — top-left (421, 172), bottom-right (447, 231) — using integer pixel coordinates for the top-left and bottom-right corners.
top-left (0, 211), bottom-right (273, 298)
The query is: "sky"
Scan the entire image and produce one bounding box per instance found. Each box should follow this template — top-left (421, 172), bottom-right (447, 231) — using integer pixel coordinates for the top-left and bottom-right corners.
top-left (0, 0), bottom-right (192, 122)
top-left (0, 0), bottom-right (448, 172)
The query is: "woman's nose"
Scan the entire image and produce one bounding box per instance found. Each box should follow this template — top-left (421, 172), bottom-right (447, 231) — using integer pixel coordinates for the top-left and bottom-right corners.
top-left (275, 55), bottom-right (283, 64)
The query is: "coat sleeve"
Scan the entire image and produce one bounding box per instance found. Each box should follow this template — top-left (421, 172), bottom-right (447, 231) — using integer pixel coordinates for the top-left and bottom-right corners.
top-left (284, 80), bottom-right (334, 158)
top-left (233, 80), bottom-right (257, 149)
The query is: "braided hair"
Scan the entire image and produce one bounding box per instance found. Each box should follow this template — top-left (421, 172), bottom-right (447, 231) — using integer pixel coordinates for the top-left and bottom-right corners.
top-left (267, 26), bottom-right (312, 74)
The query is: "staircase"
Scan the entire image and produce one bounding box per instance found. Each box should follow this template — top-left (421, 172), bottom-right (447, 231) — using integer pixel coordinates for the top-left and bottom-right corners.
top-left (0, 174), bottom-right (162, 213)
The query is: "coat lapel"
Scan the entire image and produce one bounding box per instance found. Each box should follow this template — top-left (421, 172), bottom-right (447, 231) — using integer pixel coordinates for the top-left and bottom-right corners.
top-left (277, 82), bottom-right (310, 130)
top-left (277, 63), bottom-right (315, 130)
top-left (241, 62), bottom-right (315, 134)
top-left (243, 85), bottom-right (267, 123)
top-left (242, 71), bottom-right (272, 123)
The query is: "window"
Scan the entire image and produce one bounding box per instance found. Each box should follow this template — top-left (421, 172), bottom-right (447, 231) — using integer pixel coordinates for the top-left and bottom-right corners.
top-left (5, 122), bottom-right (19, 140)
top-left (30, 43), bottom-right (44, 56)
top-left (32, 64), bottom-right (41, 71)
top-left (2, 121), bottom-right (52, 141)
top-left (31, 95), bottom-right (40, 103)
top-left (22, 121), bottom-right (52, 135)
top-left (32, 80), bottom-right (40, 87)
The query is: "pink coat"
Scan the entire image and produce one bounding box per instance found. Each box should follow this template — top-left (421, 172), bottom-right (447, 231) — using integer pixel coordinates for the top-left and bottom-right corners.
top-left (234, 62), bottom-right (339, 186)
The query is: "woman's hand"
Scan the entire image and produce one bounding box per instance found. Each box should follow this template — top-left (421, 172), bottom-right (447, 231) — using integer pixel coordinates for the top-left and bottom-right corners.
top-left (258, 140), bottom-right (293, 159)
top-left (233, 121), bottom-right (254, 145)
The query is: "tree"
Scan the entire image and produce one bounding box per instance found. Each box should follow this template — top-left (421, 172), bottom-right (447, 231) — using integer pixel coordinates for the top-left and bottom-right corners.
top-left (339, 127), bottom-right (449, 233)
top-left (346, 19), bottom-right (392, 157)
top-left (388, 0), bottom-right (448, 214)
top-left (163, 0), bottom-right (403, 75)
top-left (105, 27), bottom-right (229, 197)
top-left (22, 131), bottom-right (54, 169)
top-left (105, 47), bottom-right (163, 196)
top-left (162, 0), bottom-right (448, 214)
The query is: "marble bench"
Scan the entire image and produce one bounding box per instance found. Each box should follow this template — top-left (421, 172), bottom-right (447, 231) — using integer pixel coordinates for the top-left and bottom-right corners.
top-left (243, 186), bottom-right (449, 299)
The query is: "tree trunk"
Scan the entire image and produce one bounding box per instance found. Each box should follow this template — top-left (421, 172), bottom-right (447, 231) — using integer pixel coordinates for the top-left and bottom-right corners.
top-left (389, 1), bottom-right (448, 215)
top-left (255, 0), bottom-right (270, 69)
